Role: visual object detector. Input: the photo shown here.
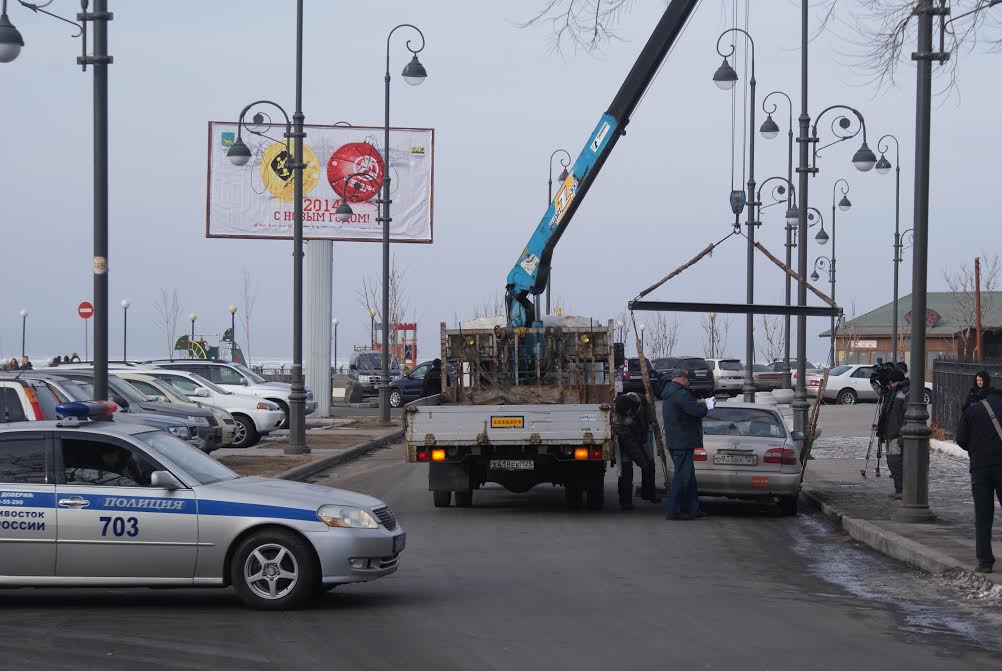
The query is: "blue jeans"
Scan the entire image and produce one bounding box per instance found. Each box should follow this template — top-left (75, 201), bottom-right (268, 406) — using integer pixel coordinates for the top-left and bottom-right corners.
top-left (667, 449), bottom-right (700, 519)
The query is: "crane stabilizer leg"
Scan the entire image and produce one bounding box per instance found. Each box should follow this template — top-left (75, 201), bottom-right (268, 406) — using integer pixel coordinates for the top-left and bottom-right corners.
top-left (505, 0), bottom-right (702, 327)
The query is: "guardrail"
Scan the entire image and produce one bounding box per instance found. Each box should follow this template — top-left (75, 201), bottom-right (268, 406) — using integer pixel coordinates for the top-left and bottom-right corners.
top-left (931, 360), bottom-right (1002, 438)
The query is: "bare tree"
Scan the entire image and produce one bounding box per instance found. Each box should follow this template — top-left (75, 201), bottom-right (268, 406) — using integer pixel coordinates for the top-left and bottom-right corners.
top-left (357, 258), bottom-right (412, 355)
top-left (646, 312), bottom-right (680, 360)
top-left (526, 1), bottom-right (1002, 93)
top-left (614, 310), bottom-right (632, 344)
top-left (701, 313), bottom-right (731, 359)
top-left (944, 253), bottom-right (1000, 359)
top-left (240, 268), bottom-right (258, 365)
top-left (758, 316), bottom-right (785, 363)
top-left (521, 0), bottom-right (636, 53)
top-left (153, 288), bottom-right (182, 358)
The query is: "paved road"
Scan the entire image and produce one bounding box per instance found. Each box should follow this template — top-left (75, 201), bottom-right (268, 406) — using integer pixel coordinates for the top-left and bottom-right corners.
top-left (3, 438), bottom-right (1000, 671)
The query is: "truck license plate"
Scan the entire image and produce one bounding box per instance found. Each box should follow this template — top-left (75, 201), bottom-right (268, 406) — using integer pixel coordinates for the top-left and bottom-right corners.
top-left (713, 454), bottom-right (758, 466)
top-left (489, 459), bottom-right (534, 471)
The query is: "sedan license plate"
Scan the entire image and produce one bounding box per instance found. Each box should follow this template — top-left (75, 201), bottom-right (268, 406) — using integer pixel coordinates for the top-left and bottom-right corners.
top-left (489, 459), bottom-right (534, 471)
top-left (713, 454), bottom-right (758, 466)
top-left (393, 532), bottom-right (406, 554)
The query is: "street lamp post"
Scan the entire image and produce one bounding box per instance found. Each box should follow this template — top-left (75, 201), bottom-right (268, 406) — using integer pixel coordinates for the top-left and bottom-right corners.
top-left (224, 0), bottom-right (309, 455)
top-left (546, 149), bottom-right (570, 316)
top-left (227, 304), bottom-right (237, 361)
top-left (761, 90), bottom-right (796, 388)
top-left (793, 93), bottom-right (875, 443)
top-left (18, 308), bottom-right (27, 359)
top-left (332, 318), bottom-right (339, 374)
top-left (876, 134), bottom-right (902, 361)
top-left (814, 179), bottom-right (850, 363)
top-left (754, 176), bottom-right (799, 373)
top-left (379, 23), bottom-right (427, 425)
top-left (120, 299), bottom-right (129, 361)
top-left (1, 0), bottom-right (114, 401)
top-left (188, 312), bottom-right (197, 355)
top-left (713, 27), bottom-right (757, 403)
top-left (639, 323), bottom-right (646, 354)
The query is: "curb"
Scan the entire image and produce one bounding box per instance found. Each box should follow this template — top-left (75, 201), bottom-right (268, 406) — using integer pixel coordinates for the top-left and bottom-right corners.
top-left (801, 488), bottom-right (1002, 586)
top-left (276, 428), bottom-right (404, 482)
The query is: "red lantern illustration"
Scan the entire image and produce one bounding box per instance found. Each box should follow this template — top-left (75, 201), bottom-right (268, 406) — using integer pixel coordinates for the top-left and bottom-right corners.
top-left (327, 142), bottom-right (384, 203)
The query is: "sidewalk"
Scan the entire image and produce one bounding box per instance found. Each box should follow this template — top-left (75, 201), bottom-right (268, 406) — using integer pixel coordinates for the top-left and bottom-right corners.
top-left (214, 416), bottom-right (403, 480)
top-left (803, 435), bottom-right (1002, 587)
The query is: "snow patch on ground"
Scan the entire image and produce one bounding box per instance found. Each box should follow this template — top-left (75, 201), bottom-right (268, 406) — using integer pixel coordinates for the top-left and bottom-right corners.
top-left (931, 438), bottom-right (969, 462)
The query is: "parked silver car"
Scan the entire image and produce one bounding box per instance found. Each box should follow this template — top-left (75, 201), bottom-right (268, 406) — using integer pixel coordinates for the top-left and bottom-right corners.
top-left (705, 358), bottom-right (744, 396)
top-left (666, 402), bottom-right (803, 515)
top-left (0, 409), bottom-right (405, 609)
top-left (807, 364), bottom-right (933, 405)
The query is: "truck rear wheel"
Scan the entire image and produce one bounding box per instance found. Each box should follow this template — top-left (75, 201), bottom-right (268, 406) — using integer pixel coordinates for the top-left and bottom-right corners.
top-left (433, 490), bottom-right (452, 508)
top-left (586, 484), bottom-right (605, 511)
top-left (565, 484), bottom-right (583, 509)
top-left (454, 491), bottom-right (473, 507)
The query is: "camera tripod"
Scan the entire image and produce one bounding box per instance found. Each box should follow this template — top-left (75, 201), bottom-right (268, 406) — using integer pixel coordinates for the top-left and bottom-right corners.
top-left (861, 391), bottom-right (891, 479)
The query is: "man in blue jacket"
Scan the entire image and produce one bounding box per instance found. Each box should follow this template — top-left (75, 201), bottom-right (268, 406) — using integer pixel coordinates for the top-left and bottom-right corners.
top-left (662, 367), bottom-right (710, 520)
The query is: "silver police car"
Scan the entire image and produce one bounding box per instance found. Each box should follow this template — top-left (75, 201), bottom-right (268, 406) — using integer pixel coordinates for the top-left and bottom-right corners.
top-left (0, 403), bottom-right (405, 609)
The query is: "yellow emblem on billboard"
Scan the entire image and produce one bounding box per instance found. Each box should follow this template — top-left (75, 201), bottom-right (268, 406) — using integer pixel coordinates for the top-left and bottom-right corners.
top-left (491, 416), bottom-right (525, 429)
top-left (260, 142), bottom-right (321, 200)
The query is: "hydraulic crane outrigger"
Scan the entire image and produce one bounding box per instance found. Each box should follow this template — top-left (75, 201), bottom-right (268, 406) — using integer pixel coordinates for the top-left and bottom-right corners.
top-left (505, 0), bottom-right (702, 328)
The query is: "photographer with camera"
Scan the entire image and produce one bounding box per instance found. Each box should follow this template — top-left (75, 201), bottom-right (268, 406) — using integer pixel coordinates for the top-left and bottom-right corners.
top-left (883, 368), bottom-right (910, 499)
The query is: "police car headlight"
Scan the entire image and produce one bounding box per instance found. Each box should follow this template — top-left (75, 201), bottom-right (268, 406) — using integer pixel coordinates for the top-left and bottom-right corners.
top-left (169, 426), bottom-right (192, 438)
top-left (188, 416), bottom-right (210, 426)
top-left (317, 505), bottom-right (379, 529)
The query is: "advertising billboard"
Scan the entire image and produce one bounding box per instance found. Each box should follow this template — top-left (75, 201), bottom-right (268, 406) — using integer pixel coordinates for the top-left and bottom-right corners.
top-left (206, 122), bottom-right (433, 242)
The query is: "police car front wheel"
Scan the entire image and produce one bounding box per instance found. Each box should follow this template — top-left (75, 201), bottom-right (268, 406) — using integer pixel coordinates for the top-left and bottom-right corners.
top-left (231, 529), bottom-right (319, 610)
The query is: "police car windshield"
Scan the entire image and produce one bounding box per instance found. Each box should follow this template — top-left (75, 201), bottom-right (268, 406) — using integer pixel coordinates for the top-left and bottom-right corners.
top-left (134, 431), bottom-right (238, 485)
top-left (232, 363), bottom-right (266, 384)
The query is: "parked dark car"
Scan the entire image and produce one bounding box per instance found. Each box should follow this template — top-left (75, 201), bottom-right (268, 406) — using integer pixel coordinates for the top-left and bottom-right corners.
top-left (652, 356), bottom-right (714, 398)
top-left (620, 357), bottom-right (662, 398)
top-left (388, 360), bottom-right (455, 408)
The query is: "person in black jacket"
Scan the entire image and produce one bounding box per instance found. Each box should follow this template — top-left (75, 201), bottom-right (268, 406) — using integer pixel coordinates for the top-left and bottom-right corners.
top-left (613, 392), bottom-right (658, 510)
top-left (661, 367), bottom-right (709, 520)
top-left (884, 369), bottom-right (909, 499)
top-left (963, 370), bottom-right (992, 410)
top-left (421, 359), bottom-right (444, 399)
top-left (956, 383), bottom-right (1002, 573)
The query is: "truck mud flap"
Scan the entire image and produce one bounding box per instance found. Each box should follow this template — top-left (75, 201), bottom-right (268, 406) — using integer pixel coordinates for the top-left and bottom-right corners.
top-left (429, 462), bottom-right (471, 492)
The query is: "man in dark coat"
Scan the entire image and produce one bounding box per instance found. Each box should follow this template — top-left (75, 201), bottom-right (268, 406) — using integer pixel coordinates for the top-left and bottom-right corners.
top-left (884, 369), bottom-right (909, 499)
top-left (613, 392), bottom-right (658, 510)
top-left (956, 384), bottom-right (1002, 573)
top-left (661, 367), bottom-right (709, 520)
top-left (421, 359), bottom-right (444, 399)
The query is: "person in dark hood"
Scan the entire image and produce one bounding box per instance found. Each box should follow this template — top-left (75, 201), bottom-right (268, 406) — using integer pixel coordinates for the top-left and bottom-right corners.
top-left (421, 359), bottom-right (444, 399)
top-left (956, 381), bottom-right (1002, 573)
top-left (964, 371), bottom-right (993, 410)
top-left (613, 392), bottom-right (659, 510)
top-left (661, 367), bottom-right (710, 520)
top-left (884, 368), bottom-right (910, 499)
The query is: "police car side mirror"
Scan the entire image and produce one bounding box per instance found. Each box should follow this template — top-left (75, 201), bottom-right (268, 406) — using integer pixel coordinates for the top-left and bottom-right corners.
top-left (151, 471), bottom-right (182, 490)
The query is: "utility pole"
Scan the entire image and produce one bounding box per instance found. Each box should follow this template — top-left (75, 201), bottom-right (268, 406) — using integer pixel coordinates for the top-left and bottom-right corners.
top-left (793, 0), bottom-right (811, 446)
top-left (895, 0), bottom-right (947, 524)
top-left (975, 256), bottom-right (983, 361)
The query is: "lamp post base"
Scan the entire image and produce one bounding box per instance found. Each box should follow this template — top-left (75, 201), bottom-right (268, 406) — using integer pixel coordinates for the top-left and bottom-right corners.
top-left (378, 384), bottom-right (392, 426)
top-left (285, 387), bottom-right (310, 455)
top-left (893, 504), bottom-right (936, 524)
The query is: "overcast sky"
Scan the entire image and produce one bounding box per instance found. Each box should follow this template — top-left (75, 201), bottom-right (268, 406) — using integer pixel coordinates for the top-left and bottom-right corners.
top-left (1, 0), bottom-right (998, 367)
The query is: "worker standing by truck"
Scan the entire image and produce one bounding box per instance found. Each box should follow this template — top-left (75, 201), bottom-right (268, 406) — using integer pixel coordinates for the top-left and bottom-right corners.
top-left (614, 392), bottom-right (658, 510)
top-left (662, 368), bottom-right (711, 520)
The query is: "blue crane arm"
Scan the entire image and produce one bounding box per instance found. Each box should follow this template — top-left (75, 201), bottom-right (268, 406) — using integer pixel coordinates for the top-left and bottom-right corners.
top-left (505, 0), bottom-right (701, 328)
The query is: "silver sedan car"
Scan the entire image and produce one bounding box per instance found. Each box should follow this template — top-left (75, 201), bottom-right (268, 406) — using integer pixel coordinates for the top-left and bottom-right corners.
top-left (668, 402), bottom-right (803, 515)
top-left (0, 405), bottom-right (405, 609)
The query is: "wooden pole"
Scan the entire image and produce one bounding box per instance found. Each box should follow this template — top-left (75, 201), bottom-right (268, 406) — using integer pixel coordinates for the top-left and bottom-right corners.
top-left (975, 256), bottom-right (983, 361)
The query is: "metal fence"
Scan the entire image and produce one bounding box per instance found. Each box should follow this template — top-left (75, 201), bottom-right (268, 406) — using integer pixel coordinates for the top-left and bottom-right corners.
top-left (253, 365), bottom-right (347, 384)
top-left (931, 360), bottom-right (1002, 438)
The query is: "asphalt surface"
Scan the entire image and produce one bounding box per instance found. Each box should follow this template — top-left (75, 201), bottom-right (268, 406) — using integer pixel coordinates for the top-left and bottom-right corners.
top-left (3, 421), bottom-right (1001, 670)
